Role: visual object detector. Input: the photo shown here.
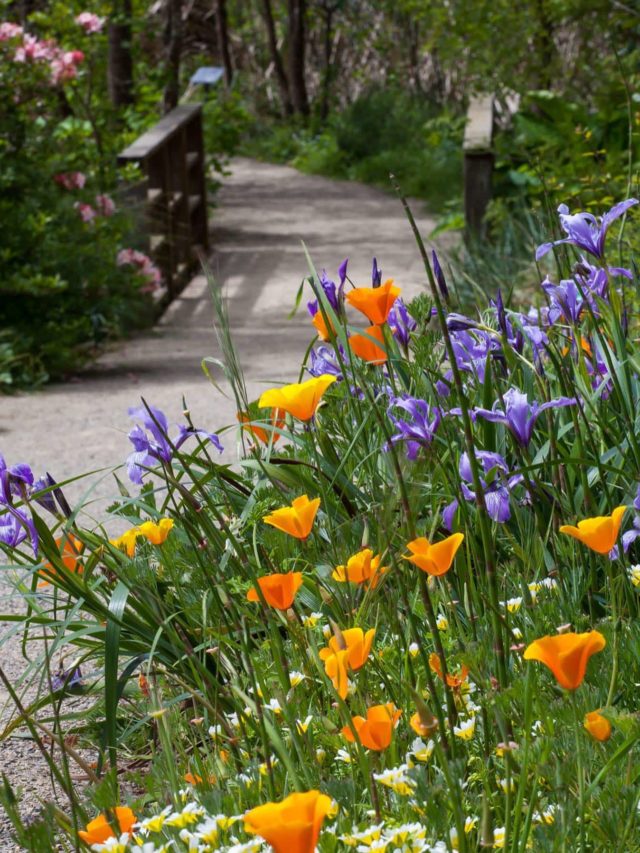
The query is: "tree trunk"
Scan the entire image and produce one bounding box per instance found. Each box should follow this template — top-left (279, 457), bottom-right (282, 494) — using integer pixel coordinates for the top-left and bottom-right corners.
top-left (259, 0), bottom-right (293, 116)
top-left (287, 0), bottom-right (309, 116)
top-left (319, 4), bottom-right (333, 120)
top-left (163, 0), bottom-right (183, 113)
top-left (108, 0), bottom-right (134, 107)
top-left (215, 0), bottom-right (234, 86)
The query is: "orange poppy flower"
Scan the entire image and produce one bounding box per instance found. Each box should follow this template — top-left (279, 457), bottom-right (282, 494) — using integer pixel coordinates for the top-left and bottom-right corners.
top-left (238, 409), bottom-right (285, 445)
top-left (332, 548), bottom-right (388, 588)
top-left (39, 533), bottom-right (84, 585)
top-left (319, 627), bottom-right (375, 698)
top-left (244, 789), bottom-right (332, 853)
top-left (345, 279), bottom-right (401, 325)
top-left (259, 375), bottom-right (337, 421)
top-left (349, 325), bottom-right (387, 364)
top-left (341, 702), bottom-right (402, 751)
top-left (429, 652), bottom-right (469, 688)
top-left (410, 709), bottom-right (438, 737)
top-left (559, 506), bottom-right (627, 554)
top-left (247, 571), bottom-right (304, 610)
top-left (403, 533), bottom-right (464, 577)
top-left (184, 771), bottom-right (217, 785)
top-left (137, 518), bottom-right (174, 545)
top-left (523, 630), bottom-right (606, 690)
top-left (78, 806), bottom-right (136, 845)
top-left (584, 710), bottom-right (611, 742)
top-left (263, 494), bottom-right (320, 539)
top-left (311, 310), bottom-right (335, 341)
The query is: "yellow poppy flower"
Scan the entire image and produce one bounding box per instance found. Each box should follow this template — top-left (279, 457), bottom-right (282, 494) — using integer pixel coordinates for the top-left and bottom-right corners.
top-left (259, 375), bottom-right (336, 421)
top-left (559, 506), bottom-right (627, 554)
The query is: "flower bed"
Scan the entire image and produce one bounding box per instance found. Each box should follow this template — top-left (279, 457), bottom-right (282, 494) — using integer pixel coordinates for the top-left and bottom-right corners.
top-left (2, 200), bottom-right (640, 851)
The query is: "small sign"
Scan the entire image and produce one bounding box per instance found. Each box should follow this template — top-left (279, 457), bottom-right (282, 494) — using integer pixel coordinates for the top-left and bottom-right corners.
top-left (190, 67), bottom-right (224, 87)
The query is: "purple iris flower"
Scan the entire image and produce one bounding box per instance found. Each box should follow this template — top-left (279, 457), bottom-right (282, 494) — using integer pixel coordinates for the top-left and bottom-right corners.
top-left (372, 257), bottom-right (382, 287)
top-left (308, 344), bottom-right (344, 380)
top-left (127, 404), bottom-right (223, 484)
top-left (51, 666), bottom-right (83, 692)
top-left (473, 388), bottom-right (576, 448)
top-left (542, 276), bottom-right (583, 324)
top-left (388, 298), bottom-right (417, 347)
top-left (387, 396), bottom-right (441, 460)
top-left (432, 250), bottom-right (449, 302)
top-left (307, 261), bottom-right (347, 318)
top-left (536, 199), bottom-right (639, 261)
top-left (446, 313), bottom-right (479, 332)
top-left (609, 486), bottom-right (640, 559)
top-left (443, 450), bottom-right (523, 528)
top-left (0, 454), bottom-right (38, 555)
top-left (491, 290), bottom-right (524, 354)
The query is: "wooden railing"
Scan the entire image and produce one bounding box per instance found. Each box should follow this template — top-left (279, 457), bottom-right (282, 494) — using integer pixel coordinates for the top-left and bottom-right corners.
top-left (118, 103), bottom-right (209, 300)
top-left (463, 95), bottom-right (495, 239)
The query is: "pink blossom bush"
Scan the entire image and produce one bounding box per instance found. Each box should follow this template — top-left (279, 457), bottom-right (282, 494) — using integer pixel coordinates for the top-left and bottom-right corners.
top-left (75, 12), bottom-right (105, 35)
top-left (117, 249), bottom-right (163, 292)
top-left (54, 172), bottom-right (87, 191)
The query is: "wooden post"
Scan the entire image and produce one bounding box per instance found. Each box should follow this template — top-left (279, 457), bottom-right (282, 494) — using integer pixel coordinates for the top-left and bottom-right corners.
top-left (117, 104), bottom-right (209, 304)
top-left (463, 95), bottom-right (494, 240)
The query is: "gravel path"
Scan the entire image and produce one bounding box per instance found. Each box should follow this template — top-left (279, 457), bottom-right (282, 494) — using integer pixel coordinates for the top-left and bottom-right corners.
top-left (0, 157), bottom-right (446, 846)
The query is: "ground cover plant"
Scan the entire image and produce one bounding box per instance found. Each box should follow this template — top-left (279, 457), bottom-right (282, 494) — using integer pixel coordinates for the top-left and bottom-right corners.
top-left (3, 197), bottom-right (640, 851)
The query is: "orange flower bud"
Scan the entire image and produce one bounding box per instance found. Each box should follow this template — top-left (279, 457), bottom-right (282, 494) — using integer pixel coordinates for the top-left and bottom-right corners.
top-left (584, 710), bottom-right (612, 741)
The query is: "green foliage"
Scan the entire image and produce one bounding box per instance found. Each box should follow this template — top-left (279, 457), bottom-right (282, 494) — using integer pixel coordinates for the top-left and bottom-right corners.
top-left (242, 87), bottom-right (464, 211)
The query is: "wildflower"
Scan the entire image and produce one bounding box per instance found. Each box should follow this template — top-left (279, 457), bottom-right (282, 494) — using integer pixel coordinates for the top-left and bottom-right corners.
top-left (264, 698), bottom-right (283, 715)
top-left (238, 409), bottom-right (285, 446)
top-left (492, 826), bottom-right (506, 848)
top-left (453, 716), bottom-right (476, 740)
top-left (74, 201), bottom-right (96, 223)
top-left (532, 805), bottom-right (556, 825)
top-left (303, 611), bottom-right (323, 628)
top-left (432, 250), bottom-right (449, 301)
top-left (388, 298), bottom-right (417, 346)
top-left (502, 597), bottom-right (522, 613)
top-left (559, 506), bottom-right (627, 554)
top-left (444, 450), bottom-right (523, 528)
top-left (523, 630), bottom-right (606, 690)
top-left (436, 613), bottom-right (448, 631)
top-left (473, 388), bottom-right (575, 449)
top-left (584, 710), bottom-right (612, 742)
top-left (126, 404), bottom-right (222, 484)
top-left (289, 671), bottom-right (306, 687)
top-left (388, 397), bottom-right (441, 460)
top-left (296, 715), bottom-right (313, 733)
top-left (111, 527), bottom-right (140, 557)
top-left (349, 325), bottom-right (387, 364)
top-left (341, 823), bottom-right (385, 847)
top-left (404, 533), bottom-right (464, 577)
top-left (51, 665), bottom-right (83, 692)
top-left (117, 249), bottom-right (162, 291)
top-left (341, 703), bottom-right (402, 751)
top-left (308, 344), bottom-right (344, 380)
top-left (259, 375), bottom-right (336, 421)
top-left (498, 777), bottom-right (516, 793)
top-left (332, 548), bottom-right (388, 588)
top-left (429, 652), bottom-right (469, 688)
top-left (137, 806), bottom-right (172, 834)
top-left (75, 11), bottom-right (105, 33)
top-left (346, 279), bottom-right (401, 325)
top-left (78, 807), bottom-right (136, 845)
top-left (263, 494), bottom-right (320, 539)
top-left (628, 565), bottom-right (640, 587)
top-left (335, 748), bottom-right (352, 763)
top-left (244, 789), bottom-right (332, 853)
top-left (319, 627), bottom-right (375, 698)
top-left (139, 518), bottom-right (174, 545)
top-left (95, 194), bottom-right (116, 216)
top-left (408, 642), bottom-right (419, 658)
top-left (38, 533), bottom-right (84, 585)
top-left (247, 571), bottom-right (303, 610)
top-left (536, 199), bottom-right (639, 260)
top-left (409, 737), bottom-right (434, 762)
top-left (409, 710), bottom-right (438, 738)
top-left (373, 764), bottom-right (415, 796)
top-left (316, 747), bottom-right (326, 762)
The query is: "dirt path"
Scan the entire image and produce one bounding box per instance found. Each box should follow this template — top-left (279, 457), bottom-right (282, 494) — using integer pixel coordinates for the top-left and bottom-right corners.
top-left (0, 157), bottom-right (446, 844)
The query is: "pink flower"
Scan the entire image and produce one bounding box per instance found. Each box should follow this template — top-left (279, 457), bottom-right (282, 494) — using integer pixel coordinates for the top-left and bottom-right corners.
top-left (50, 50), bottom-right (84, 84)
top-left (117, 248), bottom-right (162, 291)
top-left (75, 12), bottom-right (105, 34)
top-left (0, 22), bottom-right (24, 42)
top-left (74, 201), bottom-right (96, 223)
top-left (95, 194), bottom-right (116, 217)
top-left (54, 171), bottom-right (86, 191)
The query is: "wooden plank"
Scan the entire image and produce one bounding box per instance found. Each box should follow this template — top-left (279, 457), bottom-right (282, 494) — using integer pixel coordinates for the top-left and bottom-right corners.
top-left (117, 104), bottom-right (203, 162)
top-left (463, 95), bottom-right (494, 152)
